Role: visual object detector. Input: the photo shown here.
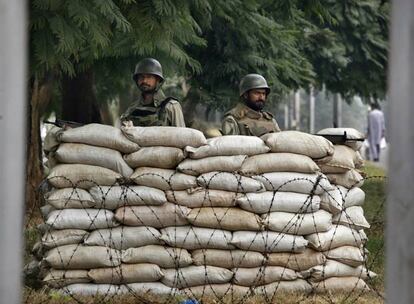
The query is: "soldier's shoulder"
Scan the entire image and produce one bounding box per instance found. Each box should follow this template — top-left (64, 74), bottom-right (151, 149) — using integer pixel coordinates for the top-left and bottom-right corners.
top-left (225, 103), bottom-right (245, 119)
top-left (262, 111), bottom-right (274, 120)
top-left (162, 97), bottom-right (180, 107)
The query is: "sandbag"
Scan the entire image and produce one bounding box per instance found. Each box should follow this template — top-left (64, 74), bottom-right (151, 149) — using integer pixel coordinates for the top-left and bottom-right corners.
top-left (312, 277), bottom-right (370, 293)
top-left (131, 167), bottom-right (197, 191)
top-left (187, 207), bottom-right (262, 231)
top-left (44, 126), bottom-right (61, 154)
top-left (197, 171), bottom-right (265, 193)
top-left (166, 189), bottom-right (238, 208)
top-left (231, 231), bottom-right (308, 253)
top-left (252, 172), bottom-right (333, 194)
top-left (317, 145), bottom-right (364, 174)
top-left (160, 226), bottom-right (234, 250)
top-left (122, 126), bottom-right (207, 148)
top-left (320, 186), bottom-right (365, 214)
top-left (192, 249), bottom-right (265, 268)
top-left (232, 266), bottom-right (298, 286)
top-left (240, 153), bottom-right (320, 176)
top-left (324, 246), bottom-right (366, 267)
top-left (43, 269), bottom-right (90, 288)
top-left (42, 229), bottom-right (88, 249)
top-left (177, 155), bottom-right (247, 176)
top-left (261, 131), bottom-right (334, 160)
top-left (58, 123), bottom-right (139, 153)
top-left (58, 284), bottom-right (127, 296)
top-left (316, 128), bottom-right (365, 151)
top-left (45, 188), bottom-right (96, 209)
top-left (341, 186), bottom-right (366, 208)
top-left (124, 146), bottom-right (185, 169)
top-left (253, 279), bottom-right (312, 294)
top-left (54, 143), bottom-right (133, 177)
top-left (84, 226), bottom-right (162, 250)
top-left (306, 225), bottom-right (367, 251)
top-left (44, 245), bottom-right (121, 269)
top-left (88, 263), bottom-right (164, 284)
top-left (236, 191), bottom-right (320, 214)
top-left (266, 248), bottom-right (326, 271)
top-left (46, 209), bottom-right (119, 230)
top-left (327, 169), bottom-right (364, 188)
top-left (115, 203), bottom-right (189, 228)
top-left (185, 136), bottom-right (269, 159)
top-left (47, 164), bottom-right (122, 189)
top-left (126, 282), bottom-right (178, 295)
top-left (333, 206), bottom-right (370, 230)
top-left (182, 284), bottom-right (250, 298)
top-left (89, 185), bottom-right (167, 210)
top-left (122, 245), bottom-right (193, 268)
top-left (306, 260), bottom-right (376, 282)
top-left (262, 210), bottom-right (332, 235)
top-left (161, 266), bottom-right (233, 288)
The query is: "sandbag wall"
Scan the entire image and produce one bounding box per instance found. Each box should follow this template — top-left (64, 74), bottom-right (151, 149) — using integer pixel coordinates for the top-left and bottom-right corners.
top-left (38, 124), bottom-right (375, 299)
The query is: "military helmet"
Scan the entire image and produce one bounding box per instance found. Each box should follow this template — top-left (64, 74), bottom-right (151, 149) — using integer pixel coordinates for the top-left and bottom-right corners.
top-left (133, 58), bottom-right (164, 82)
top-left (239, 74), bottom-right (270, 96)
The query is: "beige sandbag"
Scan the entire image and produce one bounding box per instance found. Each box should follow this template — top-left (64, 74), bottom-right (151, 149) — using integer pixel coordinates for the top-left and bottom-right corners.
top-left (121, 126), bottom-right (207, 148)
top-left (43, 269), bottom-right (90, 288)
top-left (237, 191), bottom-right (320, 214)
top-left (47, 164), bottom-right (122, 189)
top-left (177, 155), bottom-right (247, 176)
top-left (267, 248), bottom-right (326, 271)
top-left (197, 171), bottom-right (265, 193)
top-left (166, 189), bottom-right (238, 208)
top-left (333, 206), bottom-right (370, 230)
top-left (317, 145), bottom-right (364, 174)
top-left (44, 126), bottom-right (62, 154)
top-left (45, 188), bottom-right (96, 209)
top-left (161, 266), bottom-right (233, 288)
top-left (46, 209), bottom-right (119, 230)
top-left (252, 172), bottom-right (333, 194)
top-left (233, 266), bottom-right (298, 286)
top-left (187, 207), bottom-right (262, 231)
top-left (185, 135), bottom-right (269, 159)
top-left (262, 131), bottom-right (334, 160)
top-left (327, 169), bottom-right (364, 188)
top-left (58, 123), bottom-right (139, 153)
top-left (42, 229), bottom-right (88, 249)
top-left (115, 203), bottom-right (189, 228)
top-left (54, 143), bottom-right (133, 177)
top-left (324, 246), bottom-right (366, 267)
top-left (192, 249), bottom-right (265, 268)
top-left (59, 283), bottom-right (127, 296)
top-left (182, 284), bottom-right (250, 298)
top-left (320, 185), bottom-right (365, 214)
top-left (88, 263), bottom-right (164, 284)
top-left (126, 282), bottom-right (178, 295)
top-left (342, 186), bottom-right (365, 208)
top-left (160, 226), bottom-right (234, 250)
top-left (122, 245), bottom-right (192, 268)
top-left (124, 146), bottom-right (185, 169)
top-left (240, 153), bottom-right (320, 176)
top-left (306, 225), bottom-right (367, 251)
top-left (45, 245), bottom-right (121, 269)
top-left (316, 127), bottom-right (365, 151)
top-left (254, 279), bottom-right (312, 294)
top-left (231, 231), bottom-right (308, 253)
top-left (84, 226), bottom-right (162, 250)
top-left (131, 167), bottom-right (197, 191)
top-left (313, 277), bottom-right (370, 293)
top-left (89, 185), bottom-right (167, 210)
top-left (307, 260), bottom-right (376, 282)
top-left (262, 210), bottom-right (332, 235)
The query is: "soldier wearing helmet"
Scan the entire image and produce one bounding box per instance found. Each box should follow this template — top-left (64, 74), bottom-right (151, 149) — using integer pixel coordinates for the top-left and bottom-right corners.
top-left (221, 74), bottom-right (281, 136)
top-left (121, 58), bottom-right (186, 127)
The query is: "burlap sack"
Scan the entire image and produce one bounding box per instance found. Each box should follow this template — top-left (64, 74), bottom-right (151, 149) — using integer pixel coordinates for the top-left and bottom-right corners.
top-left (124, 146), bottom-right (185, 169)
top-left (326, 169), bottom-right (364, 188)
top-left (261, 131), bottom-right (334, 160)
top-left (126, 282), bottom-right (178, 295)
top-left (262, 210), bottom-right (332, 235)
top-left (115, 203), bottom-right (189, 228)
top-left (320, 185), bottom-right (365, 214)
top-left (42, 229), bottom-right (88, 249)
top-left (121, 126), bottom-right (207, 148)
top-left (177, 155), bottom-right (247, 176)
top-left (316, 128), bottom-right (365, 151)
top-left (307, 260), bottom-right (376, 282)
top-left (166, 189), bottom-right (238, 208)
top-left (197, 171), bottom-right (266, 193)
top-left (160, 226), bottom-right (234, 250)
top-left (232, 266), bottom-right (298, 286)
top-left (161, 266), bottom-right (233, 288)
top-left (44, 126), bottom-right (61, 154)
top-left (47, 164), bottom-right (122, 189)
top-left (317, 145), bottom-right (364, 174)
top-left (237, 191), bottom-right (320, 214)
top-left (54, 143), bottom-right (133, 177)
top-left (240, 153), bottom-right (320, 176)
top-left (192, 249), bottom-right (265, 268)
top-left (58, 123), bottom-right (139, 153)
top-left (46, 209), bottom-right (119, 230)
top-left (131, 167), bottom-right (197, 191)
top-left (312, 277), bottom-right (370, 293)
top-left (333, 206), bottom-right (370, 230)
top-left (185, 136), bottom-right (269, 159)
top-left (45, 245), bottom-right (121, 269)
top-left (43, 269), bottom-right (90, 288)
top-left (182, 284), bottom-right (250, 298)
top-left (84, 226), bottom-right (162, 250)
top-left (187, 207), bottom-right (262, 231)
top-left (254, 279), bottom-right (312, 294)
top-left (59, 283), bottom-right (127, 296)
top-left (341, 186), bottom-right (365, 208)
top-left (89, 185), bottom-right (167, 210)
top-left (231, 231), bottom-right (308, 253)
top-left (324, 246), bottom-right (366, 267)
top-left (266, 248), bottom-right (326, 271)
top-left (45, 188), bottom-right (96, 209)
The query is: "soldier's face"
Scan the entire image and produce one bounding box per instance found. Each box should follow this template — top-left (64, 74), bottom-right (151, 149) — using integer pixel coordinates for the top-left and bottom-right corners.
top-left (137, 74), bottom-right (159, 92)
top-left (244, 89), bottom-right (267, 111)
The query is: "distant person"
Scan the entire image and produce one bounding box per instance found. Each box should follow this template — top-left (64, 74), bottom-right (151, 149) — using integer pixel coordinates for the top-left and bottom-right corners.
top-left (367, 102), bottom-right (385, 162)
top-left (121, 58), bottom-right (185, 127)
top-left (222, 74), bottom-right (281, 136)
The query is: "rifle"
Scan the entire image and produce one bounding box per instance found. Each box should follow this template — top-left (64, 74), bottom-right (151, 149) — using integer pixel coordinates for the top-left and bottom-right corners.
top-left (43, 118), bottom-right (84, 128)
top-left (315, 131), bottom-right (365, 145)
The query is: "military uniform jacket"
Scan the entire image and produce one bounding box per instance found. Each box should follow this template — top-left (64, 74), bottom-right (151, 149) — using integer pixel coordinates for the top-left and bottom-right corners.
top-left (121, 90), bottom-right (186, 127)
top-left (222, 103), bottom-right (281, 136)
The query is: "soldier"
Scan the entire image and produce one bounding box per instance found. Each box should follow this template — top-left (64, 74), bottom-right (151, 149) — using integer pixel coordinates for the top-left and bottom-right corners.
top-left (222, 74), bottom-right (281, 136)
top-left (121, 58), bottom-right (186, 127)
